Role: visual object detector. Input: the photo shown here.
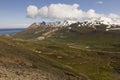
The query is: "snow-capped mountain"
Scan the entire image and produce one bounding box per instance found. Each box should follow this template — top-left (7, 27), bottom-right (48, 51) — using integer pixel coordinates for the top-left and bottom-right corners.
top-left (34, 17), bottom-right (120, 28)
top-left (24, 17), bottom-right (120, 37)
top-left (89, 17), bottom-right (120, 25)
top-left (13, 17), bottom-right (120, 40)
top-left (34, 20), bottom-right (77, 27)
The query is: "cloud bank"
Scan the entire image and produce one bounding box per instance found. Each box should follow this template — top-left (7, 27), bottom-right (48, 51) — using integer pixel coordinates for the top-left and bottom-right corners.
top-left (26, 3), bottom-right (120, 20)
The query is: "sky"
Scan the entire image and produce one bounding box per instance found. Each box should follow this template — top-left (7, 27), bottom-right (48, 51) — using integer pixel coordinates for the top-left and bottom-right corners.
top-left (0, 0), bottom-right (120, 28)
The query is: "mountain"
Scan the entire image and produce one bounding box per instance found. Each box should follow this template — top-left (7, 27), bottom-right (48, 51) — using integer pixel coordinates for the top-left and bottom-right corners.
top-left (12, 18), bottom-right (120, 40)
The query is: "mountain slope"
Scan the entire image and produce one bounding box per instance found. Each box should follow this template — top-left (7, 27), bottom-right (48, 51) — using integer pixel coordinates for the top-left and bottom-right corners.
top-left (12, 19), bottom-right (120, 40)
top-left (0, 35), bottom-right (88, 80)
top-left (12, 22), bottom-right (59, 39)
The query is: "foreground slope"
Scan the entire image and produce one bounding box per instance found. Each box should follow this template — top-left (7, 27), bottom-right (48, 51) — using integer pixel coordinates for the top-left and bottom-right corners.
top-left (0, 35), bottom-right (87, 80)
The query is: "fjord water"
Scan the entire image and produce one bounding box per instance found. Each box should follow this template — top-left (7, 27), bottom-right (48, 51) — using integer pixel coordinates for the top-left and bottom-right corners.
top-left (0, 28), bottom-right (25, 34)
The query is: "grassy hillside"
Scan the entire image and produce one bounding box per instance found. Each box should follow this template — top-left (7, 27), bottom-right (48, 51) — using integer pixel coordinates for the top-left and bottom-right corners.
top-left (0, 35), bottom-right (88, 80)
top-left (13, 32), bottom-right (120, 80)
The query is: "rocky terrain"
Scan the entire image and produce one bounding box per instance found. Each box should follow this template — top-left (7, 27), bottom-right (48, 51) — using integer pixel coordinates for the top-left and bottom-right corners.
top-left (0, 61), bottom-right (59, 80)
top-left (0, 61), bottom-right (87, 80)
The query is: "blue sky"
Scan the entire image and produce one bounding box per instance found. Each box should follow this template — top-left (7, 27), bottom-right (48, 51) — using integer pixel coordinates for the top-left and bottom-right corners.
top-left (0, 0), bottom-right (120, 28)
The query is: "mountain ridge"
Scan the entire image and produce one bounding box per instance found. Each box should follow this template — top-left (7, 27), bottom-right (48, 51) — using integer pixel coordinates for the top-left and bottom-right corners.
top-left (12, 18), bottom-right (120, 40)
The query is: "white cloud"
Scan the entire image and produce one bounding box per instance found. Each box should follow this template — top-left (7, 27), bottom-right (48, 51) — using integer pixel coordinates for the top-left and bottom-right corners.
top-left (26, 3), bottom-right (120, 22)
top-left (86, 9), bottom-right (103, 18)
top-left (38, 3), bottom-right (85, 19)
top-left (27, 5), bottom-right (38, 18)
top-left (27, 3), bottom-right (103, 19)
top-left (96, 1), bottom-right (103, 4)
top-left (108, 13), bottom-right (120, 19)
top-left (108, 13), bottom-right (120, 24)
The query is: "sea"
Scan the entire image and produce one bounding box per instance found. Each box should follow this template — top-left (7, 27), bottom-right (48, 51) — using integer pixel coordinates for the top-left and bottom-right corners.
top-left (0, 28), bottom-right (25, 34)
